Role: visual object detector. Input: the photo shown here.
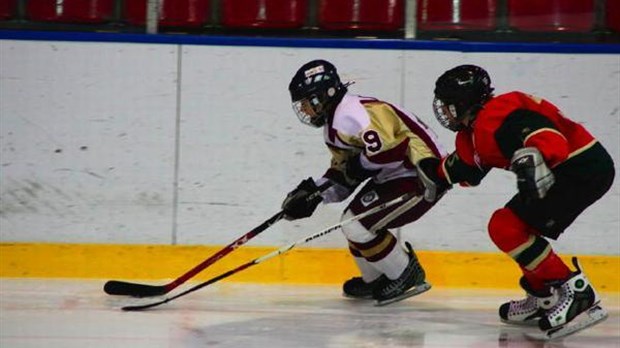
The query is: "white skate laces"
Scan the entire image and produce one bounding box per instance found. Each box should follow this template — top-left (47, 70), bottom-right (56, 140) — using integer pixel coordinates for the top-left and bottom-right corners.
top-left (499, 286), bottom-right (558, 326)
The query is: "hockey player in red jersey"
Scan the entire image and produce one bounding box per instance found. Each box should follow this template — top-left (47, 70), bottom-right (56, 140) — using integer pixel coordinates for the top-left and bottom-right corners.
top-left (417, 64), bottom-right (615, 339)
top-left (281, 59), bottom-right (448, 306)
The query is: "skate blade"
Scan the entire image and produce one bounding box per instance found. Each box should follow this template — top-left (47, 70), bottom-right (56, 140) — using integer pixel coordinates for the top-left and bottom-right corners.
top-left (500, 318), bottom-right (539, 327)
top-left (525, 304), bottom-right (608, 341)
top-left (374, 282), bottom-right (431, 307)
top-left (342, 293), bottom-right (374, 300)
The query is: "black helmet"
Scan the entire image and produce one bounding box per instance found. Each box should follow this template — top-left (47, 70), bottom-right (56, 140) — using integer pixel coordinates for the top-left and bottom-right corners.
top-left (288, 59), bottom-right (348, 127)
top-left (433, 65), bottom-right (494, 131)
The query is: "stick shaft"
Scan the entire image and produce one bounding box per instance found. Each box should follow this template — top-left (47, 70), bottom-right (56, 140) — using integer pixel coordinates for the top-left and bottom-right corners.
top-left (106, 183), bottom-right (330, 297)
top-left (167, 212), bottom-right (283, 289)
top-left (104, 211), bottom-right (283, 296)
top-left (122, 192), bottom-right (417, 310)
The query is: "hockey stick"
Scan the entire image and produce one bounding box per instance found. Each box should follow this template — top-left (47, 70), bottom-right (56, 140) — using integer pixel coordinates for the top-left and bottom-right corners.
top-left (122, 192), bottom-right (416, 311)
top-left (104, 183), bottom-right (331, 297)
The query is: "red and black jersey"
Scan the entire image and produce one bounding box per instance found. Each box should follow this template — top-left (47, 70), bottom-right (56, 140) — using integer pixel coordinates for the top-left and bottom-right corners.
top-left (438, 91), bottom-right (608, 185)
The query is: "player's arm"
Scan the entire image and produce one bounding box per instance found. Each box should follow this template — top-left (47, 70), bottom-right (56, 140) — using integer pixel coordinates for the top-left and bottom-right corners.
top-left (281, 177), bottom-right (324, 220)
top-left (319, 144), bottom-right (363, 203)
top-left (438, 152), bottom-right (490, 187)
top-left (416, 148), bottom-right (489, 201)
top-left (510, 147), bottom-right (555, 201)
top-left (495, 108), bottom-right (570, 168)
top-left (405, 130), bottom-right (450, 202)
top-left (495, 108), bottom-right (568, 200)
top-left (281, 144), bottom-right (358, 220)
top-left (432, 131), bottom-right (490, 187)
top-left (416, 157), bottom-right (450, 202)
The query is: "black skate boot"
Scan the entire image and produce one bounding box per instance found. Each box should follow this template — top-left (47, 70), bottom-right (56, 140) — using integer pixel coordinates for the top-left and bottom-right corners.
top-left (528, 257), bottom-right (608, 341)
top-left (499, 277), bottom-right (558, 326)
top-left (372, 242), bottom-right (431, 306)
top-left (342, 275), bottom-right (386, 299)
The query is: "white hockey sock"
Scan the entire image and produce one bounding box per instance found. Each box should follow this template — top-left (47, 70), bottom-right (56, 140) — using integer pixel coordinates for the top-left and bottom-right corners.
top-left (341, 212), bottom-right (408, 281)
top-left (353, 256), bottom-right (383, 283)
top-left (372, 245), bottom-right (409, 280)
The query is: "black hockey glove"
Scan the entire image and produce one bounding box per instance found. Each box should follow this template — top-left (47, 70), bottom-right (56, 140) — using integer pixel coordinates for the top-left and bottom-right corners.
top-left (346, 154), bottom-right (380, 182)
top-left (281, 177), bottom-right (323, 221)
top-left (510, 147), bottom-right (555, 203)
top-left (416, 157), bottom-right (451, 202)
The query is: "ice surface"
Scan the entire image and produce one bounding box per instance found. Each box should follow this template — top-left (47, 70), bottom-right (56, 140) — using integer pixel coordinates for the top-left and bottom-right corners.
top-left (1, 279), bottom-right (618, 348)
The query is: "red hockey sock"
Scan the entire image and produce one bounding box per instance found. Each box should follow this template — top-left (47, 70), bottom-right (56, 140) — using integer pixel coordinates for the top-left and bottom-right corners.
top-left (488, 208), bottom-right (571, 292)
top-left (522, 252), bottom-right (571, 291)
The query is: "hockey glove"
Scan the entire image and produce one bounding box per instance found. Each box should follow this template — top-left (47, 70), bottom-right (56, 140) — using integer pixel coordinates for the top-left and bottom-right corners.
top-left (281, 177), bottom-right (323, 220)
top-left (416, 157), bottom-right (451, 202)
top-left (346, 154), bottom-right (380, 183)
top-left (510, 147), bottom-right (555, 202)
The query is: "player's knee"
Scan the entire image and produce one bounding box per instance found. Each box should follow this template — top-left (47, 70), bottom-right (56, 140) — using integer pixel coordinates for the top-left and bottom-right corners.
top-left (488, 208), bottom-right (531, 252)
top-left (341, 210), bottom-right (375, 243)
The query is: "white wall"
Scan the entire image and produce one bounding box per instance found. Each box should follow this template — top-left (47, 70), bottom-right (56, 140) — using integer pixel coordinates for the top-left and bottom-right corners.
top-left (1, 39), bottom-right (618, 255)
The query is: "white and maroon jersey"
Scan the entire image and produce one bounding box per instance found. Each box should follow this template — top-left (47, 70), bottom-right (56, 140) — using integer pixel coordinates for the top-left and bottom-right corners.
top-left (318, 94), bottom-right (447, 202)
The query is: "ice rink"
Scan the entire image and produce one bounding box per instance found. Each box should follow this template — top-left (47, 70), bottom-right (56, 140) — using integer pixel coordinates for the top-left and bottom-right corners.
top-left (0, 279), bottom-right (618, 348)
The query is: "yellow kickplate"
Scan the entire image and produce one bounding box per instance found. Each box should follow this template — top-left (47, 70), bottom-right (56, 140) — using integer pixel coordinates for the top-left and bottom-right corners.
top-left (0, 243), bottom-right (618, 291)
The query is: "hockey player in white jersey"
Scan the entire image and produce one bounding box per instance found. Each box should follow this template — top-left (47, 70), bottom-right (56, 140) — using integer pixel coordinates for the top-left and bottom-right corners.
top-left (281, 59), bottom-right (448, 306)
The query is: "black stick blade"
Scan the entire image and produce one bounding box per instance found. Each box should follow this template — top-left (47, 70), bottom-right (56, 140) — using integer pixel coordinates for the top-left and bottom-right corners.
top-left (122, 298), bottom-right (170, 311)
top-left (103, 280), bottom-right (167, 297)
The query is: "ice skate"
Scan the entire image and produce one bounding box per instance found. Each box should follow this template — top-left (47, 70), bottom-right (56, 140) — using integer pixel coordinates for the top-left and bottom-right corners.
top-left (374, 282), bottom-right (432, 306)
top-left (526, 257), bottom-right (608, 341)
top-left (499, 277), bottom-right (558, 326)
top-left (342, 275), bottom-right (386, 299)
top-left (372, 242), bottom-right (431, 306)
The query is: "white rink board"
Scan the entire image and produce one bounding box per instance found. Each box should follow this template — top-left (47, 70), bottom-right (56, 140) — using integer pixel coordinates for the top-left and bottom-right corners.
top-left (0, 41), bottom-right (179, 244)
top-left (1, 39), bottom-right (618, 254)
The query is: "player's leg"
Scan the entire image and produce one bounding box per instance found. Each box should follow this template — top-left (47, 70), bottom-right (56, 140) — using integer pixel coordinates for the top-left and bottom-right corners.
top-left (341, 177), bottom-right (435, 303)
top-left (489, 207), bottom-right (569, 325)
top-left (341, 223), bottom-right (401, 299)
top-left (497, 160), bottom-right (614, 337)
top-left (371, 239), bottom-right (430, 306)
